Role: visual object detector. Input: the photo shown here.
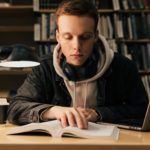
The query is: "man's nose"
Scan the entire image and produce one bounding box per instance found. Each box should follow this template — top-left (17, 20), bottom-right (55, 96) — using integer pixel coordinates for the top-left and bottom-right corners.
top-left (73, 37), bottom-right (81, 51)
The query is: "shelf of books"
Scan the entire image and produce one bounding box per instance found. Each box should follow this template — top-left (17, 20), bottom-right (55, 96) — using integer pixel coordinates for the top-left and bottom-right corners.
top-left (33, 0), bottom-right (150, 93)
top-left (96, 0), bottom-right (150, 95)
top-left (0, 0), bottom-right (34, 99)
top-left (33, 0), bottom-right (59, 57)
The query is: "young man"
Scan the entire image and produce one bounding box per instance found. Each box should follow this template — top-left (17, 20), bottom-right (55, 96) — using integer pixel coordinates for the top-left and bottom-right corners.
top-left (8, 0), bottom-right (148, 129)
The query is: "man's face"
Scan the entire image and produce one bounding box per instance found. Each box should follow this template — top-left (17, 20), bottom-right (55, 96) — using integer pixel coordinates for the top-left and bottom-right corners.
top-left (56, 15), bottom-right (98, 66)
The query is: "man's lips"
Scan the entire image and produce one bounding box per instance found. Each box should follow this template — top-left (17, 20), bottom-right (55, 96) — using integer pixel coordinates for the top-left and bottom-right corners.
top-left (71, 54), bottom-right (83, 57)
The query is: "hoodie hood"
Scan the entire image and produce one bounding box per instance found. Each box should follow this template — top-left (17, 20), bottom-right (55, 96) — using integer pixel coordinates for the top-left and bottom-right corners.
top-left (53, 35), bottom-right (114, 82)
top-left (53, 35), bottom-right (114, 108)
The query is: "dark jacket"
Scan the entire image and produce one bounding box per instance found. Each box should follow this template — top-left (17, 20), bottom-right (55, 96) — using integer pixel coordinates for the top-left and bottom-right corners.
top-left (7, 53), bottom-right (148, 125)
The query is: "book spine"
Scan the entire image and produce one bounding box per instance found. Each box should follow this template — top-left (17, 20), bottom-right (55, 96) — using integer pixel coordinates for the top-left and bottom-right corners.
top-left (112, 0), bottom-right (120, 10)
top-left (127, 15), bottom-right (133, 39)
top-left (130, 14), bottom-right (137, 39)
top-left (106, 15), bottom-right (113, 39)
top-left (121, 0), bottom-right (129, 10)
top-left (41, 14), bottom-right (48, 40)
top-left (49, 13), bottom-right (56, 40)
top-left (143, 0), bottom-right (149, 9)
top-left (33, 0), bottom-right (39, 11)
top-left (128, 0), bottom-right (136, 9)
top-left (34, 16), bottom-right (41, 41)
top-left (137, 0), bottom-right (144, 9)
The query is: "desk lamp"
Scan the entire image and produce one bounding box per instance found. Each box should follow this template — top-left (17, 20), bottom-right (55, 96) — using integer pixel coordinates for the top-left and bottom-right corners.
top-left (0, 44), bottom-right (40, 68)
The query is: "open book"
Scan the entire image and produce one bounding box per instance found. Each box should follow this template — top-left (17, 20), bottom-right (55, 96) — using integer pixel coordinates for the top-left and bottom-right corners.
top-left (7, 120), bottom-right (119, 140)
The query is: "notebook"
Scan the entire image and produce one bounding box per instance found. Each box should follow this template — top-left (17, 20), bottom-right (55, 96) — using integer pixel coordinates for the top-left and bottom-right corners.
top-left (98, 103), bottom-right (150, 131)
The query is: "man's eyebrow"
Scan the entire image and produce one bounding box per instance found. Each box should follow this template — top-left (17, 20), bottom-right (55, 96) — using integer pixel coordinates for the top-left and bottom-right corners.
top-left (62, 32), bottom-right (71, 36)
top-left (62, 32), bottom-right (94, 36)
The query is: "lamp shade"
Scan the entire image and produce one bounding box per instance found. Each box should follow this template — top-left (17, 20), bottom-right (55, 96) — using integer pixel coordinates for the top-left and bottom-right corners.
top-left (0, 44), bottom-right (40, 68)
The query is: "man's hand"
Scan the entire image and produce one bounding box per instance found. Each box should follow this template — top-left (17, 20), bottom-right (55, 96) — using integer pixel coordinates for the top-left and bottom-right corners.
top-left (77, 107), bottom-right (98, 122)
top-left (42, 106), bottom-right (88, 129)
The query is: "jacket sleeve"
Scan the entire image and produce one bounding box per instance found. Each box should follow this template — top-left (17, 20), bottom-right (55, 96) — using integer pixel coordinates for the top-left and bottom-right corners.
top-left (7, 65), bottom-right (53, 125)
top-left (95, 58), bottom-right (149, 124)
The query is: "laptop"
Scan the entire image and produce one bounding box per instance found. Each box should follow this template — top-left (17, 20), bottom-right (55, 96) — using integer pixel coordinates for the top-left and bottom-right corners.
top-left (98, 103), bottom-right (150, 131)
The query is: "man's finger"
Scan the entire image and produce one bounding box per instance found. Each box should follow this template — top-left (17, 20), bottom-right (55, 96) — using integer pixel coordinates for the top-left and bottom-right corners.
top-left (73, 108), bottom-right (88, 129)
top-left (66, 111), bottom-right (76, 127)
top-left (60, 114), bottom-right (68, 128)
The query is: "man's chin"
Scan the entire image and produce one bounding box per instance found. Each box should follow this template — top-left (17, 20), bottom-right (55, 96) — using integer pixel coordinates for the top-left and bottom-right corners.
top-left (70, 61), bottom-right (85, 67)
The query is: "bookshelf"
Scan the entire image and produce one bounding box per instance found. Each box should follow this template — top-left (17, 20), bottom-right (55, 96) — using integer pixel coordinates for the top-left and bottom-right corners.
top-left (33, 0), bottom-right (150, 68)
top-left (33, 0), bottom-right (150, 92)
top-left (33, 0), bottom-right (60, 57)
top-left (0, 4), bottom-right (34, 45)
top-left (0, 2), bottom-right (34, 98)
top-left (97, 0), bottom-right (150, 95)
top-left (96, 0), bottom-right (150, 70)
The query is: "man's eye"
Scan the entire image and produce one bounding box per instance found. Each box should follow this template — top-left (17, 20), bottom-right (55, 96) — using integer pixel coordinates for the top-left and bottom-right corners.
top-left (63, 35), bottom-right (72, 40)
top-left (80, 34), bottom-right (94, 40)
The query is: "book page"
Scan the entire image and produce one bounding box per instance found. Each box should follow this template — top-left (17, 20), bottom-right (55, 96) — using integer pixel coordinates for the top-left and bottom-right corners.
top-left (61, 122), bottom-right (119, 140)
top-left (7, 120), bottom-right (62, 137)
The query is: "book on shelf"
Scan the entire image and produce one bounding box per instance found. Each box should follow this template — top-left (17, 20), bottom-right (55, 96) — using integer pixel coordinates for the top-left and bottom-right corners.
top-left (112, 0), bottom-right (120, 10)
top-left (7, 120), bottom-right (119, 140)
top-left (98, 15), bottom-right (108, 38)
top-left (106, 15), bottom-right (114, 39)
top-left (128, 0), bottom-right (136, 9)
top-left (34, 23), bottom-right (41, 41)
top-left (120, 0), bottom-right (129, 10)
top-left (49, 13), bottom-right (56, 40)
top-left (113, 14), bottom-right (124, 38)
top-left (38, 13), bottom-right (57, 41)
top-left (143, 0), bottom-right (149, 9)
top-left (138, 0), bottom-right (145, 9)
top-left (33, 0), bottom-right (39, 11)
top-left (98, 15), bottom-right (114, 39)
top-left (130, 14), bottom-right (138, 39)
top-left (41, 13), bottom-right (48, 40)
top-left (127, 14), bottom-right (133, 39)
top-left (34, 14), bottom-right (41, 41)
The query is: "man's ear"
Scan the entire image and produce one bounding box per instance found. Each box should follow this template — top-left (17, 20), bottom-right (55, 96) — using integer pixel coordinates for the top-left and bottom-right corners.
top-left (56, 30), bottom-right (60, 43)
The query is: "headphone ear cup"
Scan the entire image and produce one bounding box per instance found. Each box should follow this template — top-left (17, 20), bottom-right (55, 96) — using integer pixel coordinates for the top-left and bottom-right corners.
top-left (65, 64), bottom-right (76, 78)
top-left (62, 61), bottom-right (77, 81)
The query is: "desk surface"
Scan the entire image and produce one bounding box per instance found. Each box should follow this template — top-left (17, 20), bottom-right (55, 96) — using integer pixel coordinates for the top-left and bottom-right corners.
top-left (0, 124), bottom-right (150, 150)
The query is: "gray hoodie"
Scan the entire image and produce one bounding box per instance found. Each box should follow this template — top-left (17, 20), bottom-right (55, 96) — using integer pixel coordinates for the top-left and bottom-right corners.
top-left (53, 35), bottom-right (114, 108)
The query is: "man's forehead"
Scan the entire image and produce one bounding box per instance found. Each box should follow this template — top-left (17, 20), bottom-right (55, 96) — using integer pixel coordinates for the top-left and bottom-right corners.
top-left (57, 15), bottom-right (95, 26)
top-left (57, 15), bottom-right (96, 34)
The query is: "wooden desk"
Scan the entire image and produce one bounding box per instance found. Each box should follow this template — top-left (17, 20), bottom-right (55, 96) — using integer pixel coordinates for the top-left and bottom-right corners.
top-left (0, 124), bottom-right (150, 150)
